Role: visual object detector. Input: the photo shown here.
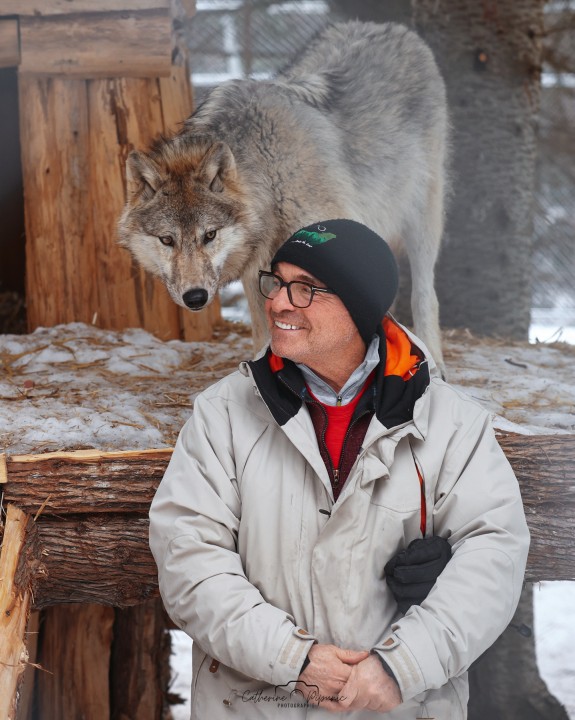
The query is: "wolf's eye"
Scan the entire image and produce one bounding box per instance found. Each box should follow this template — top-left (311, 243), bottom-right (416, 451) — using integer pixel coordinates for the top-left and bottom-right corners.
top-left (204, 230), bottom-right (217, 244)
top-left (159, 235), bottom-right (174, 247)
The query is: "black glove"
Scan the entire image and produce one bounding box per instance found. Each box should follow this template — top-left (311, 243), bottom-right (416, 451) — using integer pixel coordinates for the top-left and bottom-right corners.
top-left (384, 536), bottom-right (452, 614)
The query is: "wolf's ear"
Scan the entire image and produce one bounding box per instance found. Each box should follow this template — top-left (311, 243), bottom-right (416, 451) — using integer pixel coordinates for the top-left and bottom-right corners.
top-left (197, 142), bottom-right (237, 192)
top-left (125, 151), bottom-right (163, 202)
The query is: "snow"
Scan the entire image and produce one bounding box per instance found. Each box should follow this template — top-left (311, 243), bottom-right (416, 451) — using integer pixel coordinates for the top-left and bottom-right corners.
top-left (534, 582), bottom-right (575, 719)
top-left (1, 320), bottom-right (573, 718)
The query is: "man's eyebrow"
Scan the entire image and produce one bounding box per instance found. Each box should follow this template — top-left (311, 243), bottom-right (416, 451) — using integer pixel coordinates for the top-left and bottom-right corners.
top-left (293, 272), bottom-right (325, 286)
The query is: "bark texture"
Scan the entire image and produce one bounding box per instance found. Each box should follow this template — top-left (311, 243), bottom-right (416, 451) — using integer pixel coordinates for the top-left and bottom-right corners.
top-left (1, 434), bottom-right (574, 612)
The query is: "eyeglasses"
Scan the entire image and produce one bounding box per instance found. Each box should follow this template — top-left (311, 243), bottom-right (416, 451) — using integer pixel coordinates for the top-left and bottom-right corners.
top-left (258, 271), bottom-right (336, 308)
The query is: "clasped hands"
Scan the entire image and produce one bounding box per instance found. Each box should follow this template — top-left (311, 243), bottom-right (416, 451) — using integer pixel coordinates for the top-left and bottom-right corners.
top-left (297, 643), bottom-right (402, 713)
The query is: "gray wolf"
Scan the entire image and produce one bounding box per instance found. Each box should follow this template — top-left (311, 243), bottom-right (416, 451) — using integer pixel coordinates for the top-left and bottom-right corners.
top-left (118, 20), bottom-right (449, 373)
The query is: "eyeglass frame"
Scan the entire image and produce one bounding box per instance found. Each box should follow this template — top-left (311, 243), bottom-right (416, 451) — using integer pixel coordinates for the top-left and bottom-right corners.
top-left (258, 270), bottom-right (336, 308)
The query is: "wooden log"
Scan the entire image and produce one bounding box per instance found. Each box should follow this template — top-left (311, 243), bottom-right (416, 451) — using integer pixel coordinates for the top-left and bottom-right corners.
top-left (0, 18), bottom-right (19, 69)
top-left (1, 433), bottom-right (573, 611)
top-left (498, 432), bottom-right (575, 583)
top-left (0, 506), bottom-right (34, 720)
top-left (35, 604), bottom-right (114, 720)
top-left (1, 0), bottom-right (169, 15)
top-left (4, 448), bottom-right (172, 515)
top-left (19, 11), bottom-right (171, 79)
top-left (32, 515), bottom-right (158, 608)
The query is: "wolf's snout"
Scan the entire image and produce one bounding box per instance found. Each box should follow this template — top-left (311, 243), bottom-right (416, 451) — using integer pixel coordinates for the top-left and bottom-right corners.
top-left (183, 288), bottom-right (209, 309)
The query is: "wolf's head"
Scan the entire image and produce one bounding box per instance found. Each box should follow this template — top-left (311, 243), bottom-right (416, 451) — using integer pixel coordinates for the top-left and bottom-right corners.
top-left (118, 135), bottom-right (257, 311)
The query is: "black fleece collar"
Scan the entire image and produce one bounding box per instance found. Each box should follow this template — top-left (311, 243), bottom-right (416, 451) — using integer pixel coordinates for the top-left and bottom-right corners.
top-left (248, 329), bottom-right (430, 430)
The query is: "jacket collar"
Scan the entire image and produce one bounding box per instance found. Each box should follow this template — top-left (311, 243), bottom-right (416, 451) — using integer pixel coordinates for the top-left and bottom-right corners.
top-left (296, 334), bottom-right (380, 406)
top-left (244, 316), bottom-right (432, 436)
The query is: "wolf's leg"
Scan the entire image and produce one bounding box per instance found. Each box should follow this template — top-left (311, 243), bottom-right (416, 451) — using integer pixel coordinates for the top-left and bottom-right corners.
top-left (404, 171), bottom-right (446, 379)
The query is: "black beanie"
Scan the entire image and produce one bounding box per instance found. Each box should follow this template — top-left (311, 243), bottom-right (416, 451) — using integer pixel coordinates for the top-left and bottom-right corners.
top-left (271, 219), bottom-right (399, 344)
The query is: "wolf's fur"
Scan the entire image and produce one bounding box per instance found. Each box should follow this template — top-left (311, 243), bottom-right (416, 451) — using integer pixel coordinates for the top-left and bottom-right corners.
top-left (118, 21), bottom-right (449, 372)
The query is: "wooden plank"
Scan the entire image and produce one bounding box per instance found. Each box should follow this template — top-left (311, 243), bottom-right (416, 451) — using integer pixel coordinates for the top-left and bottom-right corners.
top-left (19, 76), bottom-right (100, 330)
top-left (19, 11), bottom-right (171, 79)
top-left (19, 71), bottom-right (183, 338)
top-left (0, 453), bottom-right (7, 484)
top-left (0, 18), bottom-right (20, 69)
top-left (86, 76), bottom-right (181, 339)
top-left (35, 604), bottom-right (114, 720)
top-left (110, 599), bottom-right (171, 719)
top-left (1, 1), bottom-right (168, 16)
top-left (16, 611), bottom-right (39, 720)
top-left (0, 506), bottom-right (33, 720)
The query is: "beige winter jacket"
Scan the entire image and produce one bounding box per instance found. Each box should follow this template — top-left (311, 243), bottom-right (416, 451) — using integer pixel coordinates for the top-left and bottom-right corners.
top-left (149, 321), bottom-right (530, 719)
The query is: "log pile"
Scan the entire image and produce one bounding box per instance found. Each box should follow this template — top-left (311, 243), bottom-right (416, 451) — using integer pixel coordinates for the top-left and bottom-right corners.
top-left (1, 431), bottom-right (574, 717)
top-left (0, 433), bottom-right (573, 610)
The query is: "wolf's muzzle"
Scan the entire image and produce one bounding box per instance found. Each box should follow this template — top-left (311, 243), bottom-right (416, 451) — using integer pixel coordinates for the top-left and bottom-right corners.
top-left (183, 288), bottom-right (209, 310)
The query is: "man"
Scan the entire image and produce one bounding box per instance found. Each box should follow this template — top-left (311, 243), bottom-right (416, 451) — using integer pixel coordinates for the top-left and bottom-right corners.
top-left (149, 219), bottom-right (530, 718)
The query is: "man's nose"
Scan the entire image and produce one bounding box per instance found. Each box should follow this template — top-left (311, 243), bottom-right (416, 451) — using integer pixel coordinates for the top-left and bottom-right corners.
top-left (270, 284), bottom-right (294, 311)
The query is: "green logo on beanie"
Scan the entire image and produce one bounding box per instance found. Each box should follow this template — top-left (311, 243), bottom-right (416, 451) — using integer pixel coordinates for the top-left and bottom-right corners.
top-left (293, 229), bottom-right (336, 245)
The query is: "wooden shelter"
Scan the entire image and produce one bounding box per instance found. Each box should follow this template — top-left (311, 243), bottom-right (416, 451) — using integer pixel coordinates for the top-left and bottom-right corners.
top-left (0, 2), bottom-right (220, 718)
top-left (0, 0), bottom-right (219, 341)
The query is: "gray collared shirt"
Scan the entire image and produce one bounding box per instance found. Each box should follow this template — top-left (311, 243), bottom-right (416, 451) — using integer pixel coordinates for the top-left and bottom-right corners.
top-left (297, 334), bottom-right (380, 406)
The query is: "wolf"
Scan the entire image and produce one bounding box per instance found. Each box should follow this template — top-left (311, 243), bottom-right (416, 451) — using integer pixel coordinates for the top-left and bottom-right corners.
top-left (118, 21), bottom-right (449, 374)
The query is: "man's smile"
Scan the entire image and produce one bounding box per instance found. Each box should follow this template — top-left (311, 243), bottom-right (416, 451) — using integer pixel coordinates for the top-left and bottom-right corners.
top-left (274, 320), bottom-right (304, 331)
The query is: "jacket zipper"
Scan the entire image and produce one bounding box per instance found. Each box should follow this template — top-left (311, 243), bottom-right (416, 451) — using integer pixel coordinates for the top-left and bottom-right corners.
top-left (275, 374), bottom-right (372, 492)
top-left (307, 394), bottom-right (372, 491)
top-left (337, 408), bottom-right (373, 485)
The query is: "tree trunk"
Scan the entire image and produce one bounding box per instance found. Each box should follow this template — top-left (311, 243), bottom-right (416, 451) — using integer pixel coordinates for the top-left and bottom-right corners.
top-left (468, 584), bottom-right (569, 720)
top-left (412, 0), bottom-right (544, 339)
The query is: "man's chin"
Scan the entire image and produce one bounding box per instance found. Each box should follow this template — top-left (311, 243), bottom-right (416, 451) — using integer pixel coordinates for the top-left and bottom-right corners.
top-left (270, 336), bottom-right (304, 363)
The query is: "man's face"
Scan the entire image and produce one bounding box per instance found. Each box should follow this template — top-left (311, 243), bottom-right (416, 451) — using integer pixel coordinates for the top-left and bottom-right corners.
top-left (265, 262), bottom-right (366, 385)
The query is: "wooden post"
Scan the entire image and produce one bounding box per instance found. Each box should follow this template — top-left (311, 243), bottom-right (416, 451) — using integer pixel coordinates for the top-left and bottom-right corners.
top-left (110, 599), bottom-right (172, 719)
top-left (0, 506), bottom-right (33, 720)
top-left (35, 604), bottom-right (115, 720)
